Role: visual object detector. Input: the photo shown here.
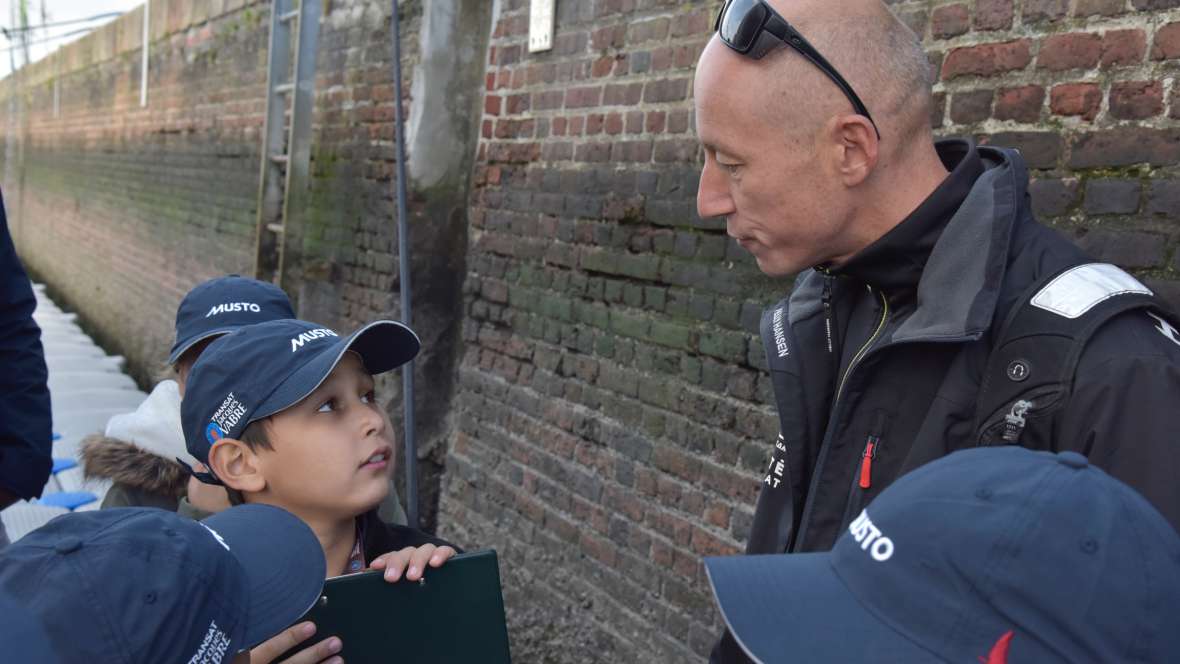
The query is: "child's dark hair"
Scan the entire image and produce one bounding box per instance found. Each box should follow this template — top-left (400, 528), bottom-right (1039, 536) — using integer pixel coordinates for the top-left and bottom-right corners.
top-left (239, 419), bottom-right (274, 451)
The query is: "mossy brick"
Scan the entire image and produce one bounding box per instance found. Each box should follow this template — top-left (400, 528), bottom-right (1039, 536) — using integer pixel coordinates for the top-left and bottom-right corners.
top-left (576, 301), bottom-right (611, 329)
top-left (698, 328), bottom-right (748, 363)
top-left (610, 310), bottom-right (651, 339)
top-left (649, 320), bottom-right (693, 350)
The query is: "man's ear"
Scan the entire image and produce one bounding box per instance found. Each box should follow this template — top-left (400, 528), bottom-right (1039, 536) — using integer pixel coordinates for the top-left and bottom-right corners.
top-left (206, 439), bottom-right (267, 494)
top-left (826, 113), bottom-right (879, 187)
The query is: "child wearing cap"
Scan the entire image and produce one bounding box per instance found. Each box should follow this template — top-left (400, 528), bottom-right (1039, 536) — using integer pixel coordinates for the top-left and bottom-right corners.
top-left (704, 447), bottom-right (1180, 664)
top-left (182, 318), bottom-right (461, 660)
top-left (78, 275), bottom-right (409, 526)
top-left (80, 275), bottom-right (297, 514)
top-left (0, 503), bottom-right (327, 663)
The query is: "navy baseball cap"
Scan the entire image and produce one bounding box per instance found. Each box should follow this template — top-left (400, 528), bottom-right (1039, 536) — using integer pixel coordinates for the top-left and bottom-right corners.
top-left (705, 447), bottom-right (1180, 664)
top-left (0, 592), bottom-right (61, 662)
top-left (169, 275), bottom-right (296, 364)
top-left (0, 504), bottom-right (326, 662)
top-left (182, 318), bottom-right (420, 475)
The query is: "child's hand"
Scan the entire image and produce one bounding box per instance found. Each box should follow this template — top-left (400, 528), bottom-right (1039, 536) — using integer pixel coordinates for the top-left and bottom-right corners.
top-left (368, 544), bottom-right (457, 582)
top-left (249, 621), bottom-right (342, 664)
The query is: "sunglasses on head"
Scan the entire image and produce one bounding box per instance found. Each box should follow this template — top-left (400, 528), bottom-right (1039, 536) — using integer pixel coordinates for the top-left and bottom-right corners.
top-left (714, 0), bottom-right (880, 139)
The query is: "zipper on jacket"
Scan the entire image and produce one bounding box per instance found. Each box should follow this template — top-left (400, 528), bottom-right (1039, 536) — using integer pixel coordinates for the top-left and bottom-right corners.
top-left (1001, 399), bottom-right (1033, 443)
top-left (794, 287), bottom-right (890, 550)
top-left (858, 436), bottom-right (880, 489)
top-left (834, 287), bottom-right (889, 405)
top-left (822, 276), bottom-right (839, 377)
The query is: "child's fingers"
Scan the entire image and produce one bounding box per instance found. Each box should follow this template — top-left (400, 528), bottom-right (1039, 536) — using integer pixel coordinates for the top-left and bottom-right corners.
top-left (428, 545), bottom-right (457, 567)
top-left (382, 547), bottom-right (416, 582)
top-left (405, 544), bottom-right (437, 581)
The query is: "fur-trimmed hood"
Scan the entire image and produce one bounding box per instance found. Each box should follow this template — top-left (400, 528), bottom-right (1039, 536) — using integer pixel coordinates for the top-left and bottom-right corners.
top-left (79, 380), bottom-right (194, 497)
top-left (80, 434), bottom-right (188, 497)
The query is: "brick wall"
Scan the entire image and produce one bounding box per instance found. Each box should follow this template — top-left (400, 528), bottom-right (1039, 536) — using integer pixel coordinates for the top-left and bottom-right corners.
top-left (6, 0), bottom-right (1180, 661)
top-left (440, 1), bottom-right (1180, 662)
top-left (1, 0), bottom-right (482, 530)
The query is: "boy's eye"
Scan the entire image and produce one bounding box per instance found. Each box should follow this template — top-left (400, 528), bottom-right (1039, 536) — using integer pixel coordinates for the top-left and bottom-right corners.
top-left (719, 161), bottom-right (741, 175)
top-left (361, 391), bottom-right (375, 404)
top-left (316, 399), bottom-right (336, 413)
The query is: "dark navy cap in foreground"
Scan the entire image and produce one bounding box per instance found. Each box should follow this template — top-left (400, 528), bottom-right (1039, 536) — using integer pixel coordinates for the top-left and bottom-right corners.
top-left (169, 275), bottom-right (296, 364)
top-left (0, 504), bottom-right (326, 662)
top-left (0, 591), bottom-right (61, 662)
top-left (705, 448), bottom-right (1180, 664)
top-left (182, 318), bottom-right (420, 474)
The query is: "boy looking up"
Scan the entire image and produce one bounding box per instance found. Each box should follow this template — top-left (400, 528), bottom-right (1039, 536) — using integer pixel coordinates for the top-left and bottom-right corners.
top-left (181, 318), bottom-right (459, 580)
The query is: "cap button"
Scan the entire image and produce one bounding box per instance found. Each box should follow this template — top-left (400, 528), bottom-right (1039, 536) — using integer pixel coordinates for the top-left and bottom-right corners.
top-left (1057, 451), bottom-right (1088, 469)
top-left (54, 536), bottom-right (83, 554)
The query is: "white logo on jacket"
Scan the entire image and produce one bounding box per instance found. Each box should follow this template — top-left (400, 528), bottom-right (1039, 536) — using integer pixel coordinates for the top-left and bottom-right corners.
top-left (849, 509), bottom-right (894, 561)
top-left (772, 307), bottom-right (789, 358)
top-left (1148, 312), bottom-right (1180, 347)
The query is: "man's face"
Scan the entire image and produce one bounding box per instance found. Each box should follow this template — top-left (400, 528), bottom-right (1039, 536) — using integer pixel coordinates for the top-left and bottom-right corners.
top-left (694, 39), bottom-right (851, 276)
top-left (253, 353), bottom-right (395, 520)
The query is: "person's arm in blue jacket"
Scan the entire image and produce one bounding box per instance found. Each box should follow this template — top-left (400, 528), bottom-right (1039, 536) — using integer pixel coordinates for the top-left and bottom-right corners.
top-left (0, 190), bottom-right (51, 507)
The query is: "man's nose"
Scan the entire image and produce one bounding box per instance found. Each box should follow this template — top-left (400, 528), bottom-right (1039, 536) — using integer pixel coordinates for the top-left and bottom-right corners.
top-left (697, 158), bottom-right (736, 221)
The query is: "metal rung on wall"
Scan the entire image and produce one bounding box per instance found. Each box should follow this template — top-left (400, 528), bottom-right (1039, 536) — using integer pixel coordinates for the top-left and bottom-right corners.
top-left (252, 0), bottom-right (321, 289)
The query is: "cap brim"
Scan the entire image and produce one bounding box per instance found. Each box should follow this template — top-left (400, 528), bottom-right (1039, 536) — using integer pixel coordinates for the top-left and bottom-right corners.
top-left (254, 320), bottom-right (421, 422)
top-left (168, 328), bottom-right (237, 364)
top-left (201, 505), bottom-right (326, 647)
top-left (704, 554), bottom-right (939, 664)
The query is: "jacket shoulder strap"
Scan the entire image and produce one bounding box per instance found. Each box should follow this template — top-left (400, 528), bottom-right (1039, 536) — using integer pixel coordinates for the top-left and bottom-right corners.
top-left (974, 263), bottom-right (1170, 444)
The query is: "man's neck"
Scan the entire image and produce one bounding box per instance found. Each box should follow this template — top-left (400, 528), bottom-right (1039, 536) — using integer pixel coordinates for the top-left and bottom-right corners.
top-left (836, 140), bottom-right (952, 266)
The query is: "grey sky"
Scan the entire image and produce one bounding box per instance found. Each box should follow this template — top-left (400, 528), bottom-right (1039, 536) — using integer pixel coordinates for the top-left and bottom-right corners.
top-left (0, 0), bottom-right (144, 77)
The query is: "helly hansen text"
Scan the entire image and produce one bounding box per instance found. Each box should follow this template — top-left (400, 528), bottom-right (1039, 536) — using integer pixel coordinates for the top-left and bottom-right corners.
top-left (291, 328), bottom-right (338, 352)
top-left (205, 302), bottom-right (261, 317)
top-left (849, 509), bottom-right (894, 561)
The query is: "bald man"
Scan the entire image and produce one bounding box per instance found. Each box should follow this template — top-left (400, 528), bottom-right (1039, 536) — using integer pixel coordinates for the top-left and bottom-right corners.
top-left (696, 2), bottom-right (1180, 661)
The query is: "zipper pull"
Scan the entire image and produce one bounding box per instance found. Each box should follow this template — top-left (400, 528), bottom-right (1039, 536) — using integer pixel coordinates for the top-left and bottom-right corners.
top-left (1001, 400), bottom-right (1033, 443)
top-left (822, 277), bottom-right (835, 354)
top-left (858, 436), bottom-right (879, 489)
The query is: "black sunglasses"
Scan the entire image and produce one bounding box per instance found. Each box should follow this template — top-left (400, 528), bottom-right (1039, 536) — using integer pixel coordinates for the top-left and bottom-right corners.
top-left (714, 0), bottom-right (880, 139)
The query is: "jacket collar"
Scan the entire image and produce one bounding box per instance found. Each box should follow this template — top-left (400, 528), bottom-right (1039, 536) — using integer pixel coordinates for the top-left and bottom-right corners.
top-left (790, 139), bottom-right (1027, 344)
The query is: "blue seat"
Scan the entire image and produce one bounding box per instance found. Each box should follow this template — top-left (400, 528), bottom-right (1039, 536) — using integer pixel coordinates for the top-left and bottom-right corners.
top-left (51, 458), bottom-right (77, 474)
top-left (37, 491), bottom-right (97, 511)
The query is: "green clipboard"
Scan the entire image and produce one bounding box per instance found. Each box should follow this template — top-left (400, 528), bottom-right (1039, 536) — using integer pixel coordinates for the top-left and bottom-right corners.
top-left (278, 549), bottom-right (512, 663)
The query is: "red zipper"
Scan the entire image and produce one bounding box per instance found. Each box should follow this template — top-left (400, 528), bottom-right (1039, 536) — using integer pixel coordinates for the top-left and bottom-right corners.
top-left (859, 437), bottom-right (879, 489)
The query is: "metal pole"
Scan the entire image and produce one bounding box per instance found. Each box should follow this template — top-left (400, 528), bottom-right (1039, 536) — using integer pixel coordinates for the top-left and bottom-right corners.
top-left (140, 1), bottom-right (148, 107)
top-left (390, 0), bottom-right (417, 529)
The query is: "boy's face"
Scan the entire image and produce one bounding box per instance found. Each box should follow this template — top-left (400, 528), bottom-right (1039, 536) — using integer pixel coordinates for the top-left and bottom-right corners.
top-left (252, 353), bottom-right (395, 519)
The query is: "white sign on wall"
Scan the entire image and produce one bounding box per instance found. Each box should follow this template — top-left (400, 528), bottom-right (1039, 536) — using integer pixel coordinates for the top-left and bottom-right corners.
top-left (529, 0), bottom-right (555, 53)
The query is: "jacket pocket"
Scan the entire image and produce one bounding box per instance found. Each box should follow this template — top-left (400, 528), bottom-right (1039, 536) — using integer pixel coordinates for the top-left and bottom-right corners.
top-left (840, 410), bottom-right (891, 530)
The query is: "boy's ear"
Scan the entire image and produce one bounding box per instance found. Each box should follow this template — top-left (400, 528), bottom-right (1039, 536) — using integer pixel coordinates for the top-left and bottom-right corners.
top-left (206, 439), bottom-right (267, 494)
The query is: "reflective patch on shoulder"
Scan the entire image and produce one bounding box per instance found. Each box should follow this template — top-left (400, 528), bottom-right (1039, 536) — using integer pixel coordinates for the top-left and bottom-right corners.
top-left (1030, 263), bottom-right (1152, 319)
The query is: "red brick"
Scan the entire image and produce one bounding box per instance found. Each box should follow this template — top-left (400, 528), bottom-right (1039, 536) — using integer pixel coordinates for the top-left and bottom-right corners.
top-left (1109, 81), bottom-right (1164, 119)
top-left (974, 0), bottom-right (1014, 30)
top-left (1069, 128), bottom-right (1180, 168)
top-left (1023, 0), bottom-right (1070, 22)
top-left (669, 8), bottom-right (710, 38)
top-left (931, 4), bottom-right (970, 39)
top-left (1100, 29), bottom-right (1147, 68)
top-left (1050, 83), bottom-right (1103, 121)
top-left (645, 111), bottom-right (666, 133)
top-left (591, 56), bottom-right (615, 78)
top-left (941, 40), bottom-right (1032, 79)
top-left (1151, 22), bottom-right (1180, 61)
top-left (950, 89), bottom-right (994, 124)
top-left (605, 112), bottom-right (624, 135)
top-left (1074, 0), bottom-right (1127, 15)
top-left (1172, 88), bottom-right (1180, 120)
top-left (995, 85), bottom-right (1045, 122)
top-left (1038, 32), bottom-right (1103, 71)
top-left (565, 86), bottom-right (603, 109)
top-left (484, 95), bottom-right (501, 116)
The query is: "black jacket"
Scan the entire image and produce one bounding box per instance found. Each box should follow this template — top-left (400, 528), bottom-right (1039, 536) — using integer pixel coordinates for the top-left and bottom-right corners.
top-left (713, 140), bottom-right (1180, 662)
top-left (359, 510), bottom-right (459, 563)
top-left (0, 191), bottom-right (51, 501)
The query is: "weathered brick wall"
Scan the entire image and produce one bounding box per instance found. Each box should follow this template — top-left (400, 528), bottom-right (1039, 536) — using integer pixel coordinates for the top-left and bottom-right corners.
top-left (439, 1), bottom-right (1180, 662)
top-left (1, 0), bottom-right (486, 529)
